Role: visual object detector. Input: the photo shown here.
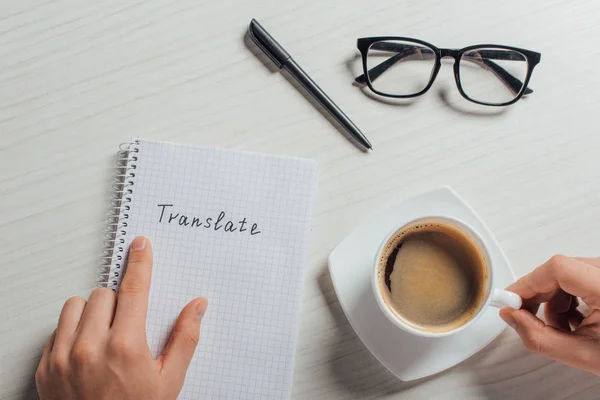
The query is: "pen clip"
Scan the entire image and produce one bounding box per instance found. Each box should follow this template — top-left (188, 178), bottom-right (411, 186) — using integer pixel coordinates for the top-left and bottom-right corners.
top-left (248, 19), bottom-right (291, 69)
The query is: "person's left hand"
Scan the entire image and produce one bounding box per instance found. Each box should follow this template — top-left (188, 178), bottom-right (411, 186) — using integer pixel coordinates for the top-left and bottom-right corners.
top-left (35, 236), bottom-right (208, 400)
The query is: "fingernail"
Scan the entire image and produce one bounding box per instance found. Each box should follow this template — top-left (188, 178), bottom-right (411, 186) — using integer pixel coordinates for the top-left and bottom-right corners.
top-left (131, 236), bottom-right (147, 251)
top-left (196, 298), bottom-right (208, 320)
top-left (500, 312), bottom-right (517, 329)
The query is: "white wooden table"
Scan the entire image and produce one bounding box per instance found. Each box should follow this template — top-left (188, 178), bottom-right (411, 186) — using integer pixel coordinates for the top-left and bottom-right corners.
top-left (1, 1), bottom-right (599, 398)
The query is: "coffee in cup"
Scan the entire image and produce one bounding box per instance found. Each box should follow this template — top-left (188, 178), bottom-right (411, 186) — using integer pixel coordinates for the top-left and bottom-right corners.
top-left (376, 221), bottom-right (488, 333)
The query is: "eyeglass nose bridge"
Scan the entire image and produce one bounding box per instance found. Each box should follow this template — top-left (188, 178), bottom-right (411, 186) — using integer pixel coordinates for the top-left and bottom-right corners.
top-left (433, 48), bottom-right (462, 92)
top-left (439, 48), bottom-right (460, 59)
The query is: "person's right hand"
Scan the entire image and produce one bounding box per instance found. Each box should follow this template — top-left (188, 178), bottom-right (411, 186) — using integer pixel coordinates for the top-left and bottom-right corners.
top-left (500, 255), bottom-right (600, 375)
top-left (35, 236), bottom-right (208, 400)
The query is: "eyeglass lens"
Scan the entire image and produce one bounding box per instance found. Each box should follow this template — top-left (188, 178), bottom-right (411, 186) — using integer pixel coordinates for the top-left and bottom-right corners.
top-left (459, 48), bottom-right (528, 105)
top-left (366, 40), bottom-right (436, 96)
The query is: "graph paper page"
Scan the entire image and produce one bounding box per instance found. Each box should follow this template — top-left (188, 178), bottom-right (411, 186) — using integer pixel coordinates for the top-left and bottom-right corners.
top-left (116, 139), bottom-right (318, 399)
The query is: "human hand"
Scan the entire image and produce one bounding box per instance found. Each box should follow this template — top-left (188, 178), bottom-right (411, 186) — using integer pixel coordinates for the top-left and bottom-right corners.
top-left (35, 236), bottom-right (208, 400)
top-left (500, 255), bottom-right (600, 375)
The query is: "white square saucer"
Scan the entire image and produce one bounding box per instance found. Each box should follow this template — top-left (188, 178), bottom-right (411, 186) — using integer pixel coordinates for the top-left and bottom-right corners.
top-left (328, 186), bottom-right (516, 381)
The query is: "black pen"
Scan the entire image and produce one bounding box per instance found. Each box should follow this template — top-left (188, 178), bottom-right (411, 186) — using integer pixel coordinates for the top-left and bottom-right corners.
top-left (248, 19), bottom-right (372, 151)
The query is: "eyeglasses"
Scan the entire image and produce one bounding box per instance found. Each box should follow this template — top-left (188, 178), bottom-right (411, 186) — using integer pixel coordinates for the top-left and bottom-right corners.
top-left (355, 37), bottom-right (541, 106)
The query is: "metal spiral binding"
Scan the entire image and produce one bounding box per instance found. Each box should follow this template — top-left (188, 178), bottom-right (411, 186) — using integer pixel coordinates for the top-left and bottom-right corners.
top-left (98, 140), bottom-right (140, 290)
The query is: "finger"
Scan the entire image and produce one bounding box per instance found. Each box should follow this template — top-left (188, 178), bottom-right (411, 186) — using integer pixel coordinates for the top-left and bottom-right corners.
top-left (53, 297), bottom-right (86, 352)
top-left (507, 255), bottom-right (600, 309)
top-left (159, 298), bottom-right (208, 384)
top-left (520, 298), bottom-right (542, 315)
top-left (568, 308), bottom-right (585, 329)
top-left (577, 310), bottom-right (600, 331)
top-left (502, 309), bottom-right (600, 372)
top-left (40, 329), bottom-right (57, 367)
top-left (113, 236), bottom-right (152, 332)
top-left (574, 257), bottom-right (600, 268)
top-left (78, 288), bottom-right (117, 338)
top-left (572, 297), bottom-right (580, 308)
top-left (566, 298), bottom-right (585, 329)
top-left (546, 290), bottom-right (572, 314)
top-left (36, 329), bottom-right (56, 386)
top-left (544, 312), bottom-right (570, 331)
top-left (544, 292), bottom-right (572, 331)
top-left (520, 288), bottom-right (560, 315)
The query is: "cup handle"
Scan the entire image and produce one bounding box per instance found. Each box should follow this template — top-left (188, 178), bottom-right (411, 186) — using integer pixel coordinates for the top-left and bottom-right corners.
top-left (489, 288), bottom-right (522, 309)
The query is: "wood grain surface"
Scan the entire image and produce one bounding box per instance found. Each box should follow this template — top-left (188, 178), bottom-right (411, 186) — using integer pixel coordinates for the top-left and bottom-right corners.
top-left (1, 0), bottom-right (599, 398)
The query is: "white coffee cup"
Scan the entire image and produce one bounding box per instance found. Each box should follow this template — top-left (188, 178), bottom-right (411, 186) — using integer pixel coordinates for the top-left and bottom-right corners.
top-left (372, 216), bottom-right (522, 338)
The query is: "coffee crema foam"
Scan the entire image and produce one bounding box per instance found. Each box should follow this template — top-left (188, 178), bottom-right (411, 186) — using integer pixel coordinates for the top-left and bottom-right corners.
top-left (377, 222), bottom-right (488, 333)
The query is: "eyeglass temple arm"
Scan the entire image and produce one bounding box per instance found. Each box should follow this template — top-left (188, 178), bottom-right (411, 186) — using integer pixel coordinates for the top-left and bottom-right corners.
top-left (476, 57), bottom-right (532, 96)
top-left (355, 43), bottom-right (533, 95)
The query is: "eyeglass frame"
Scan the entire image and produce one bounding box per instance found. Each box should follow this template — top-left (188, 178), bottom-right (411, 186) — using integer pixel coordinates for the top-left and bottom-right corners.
top-left (355, 37), bottom-right (542, 106)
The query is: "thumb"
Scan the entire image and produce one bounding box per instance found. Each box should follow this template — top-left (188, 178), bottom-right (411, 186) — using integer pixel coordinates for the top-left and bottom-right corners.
top-left (500, 308), bottom-right (598, 371)
top-left (159, 298), bottom-right (208, 383)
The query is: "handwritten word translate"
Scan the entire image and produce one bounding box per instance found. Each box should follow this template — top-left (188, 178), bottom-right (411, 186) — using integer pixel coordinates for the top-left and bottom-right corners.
top-left (157, 204), bottom-right (262, 236)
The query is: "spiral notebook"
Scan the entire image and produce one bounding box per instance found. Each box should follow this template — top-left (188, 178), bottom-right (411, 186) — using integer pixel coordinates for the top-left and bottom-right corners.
top-left (102, 139), bottom-right (319, 399)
